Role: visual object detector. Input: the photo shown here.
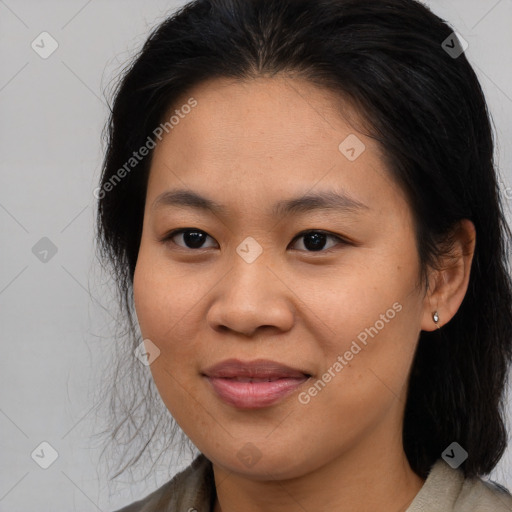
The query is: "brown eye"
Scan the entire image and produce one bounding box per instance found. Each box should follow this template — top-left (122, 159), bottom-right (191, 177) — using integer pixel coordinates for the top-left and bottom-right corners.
top-left (162, 228), bottom-right (218, 249)
top-left (161, 228), bottom-right (346, 253)
top-left (289, 230), bottom-right (346, 252)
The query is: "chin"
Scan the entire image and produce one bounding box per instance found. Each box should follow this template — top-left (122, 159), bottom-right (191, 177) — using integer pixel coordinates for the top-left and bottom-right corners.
top-left (204, 444), bottom-right (318, 481)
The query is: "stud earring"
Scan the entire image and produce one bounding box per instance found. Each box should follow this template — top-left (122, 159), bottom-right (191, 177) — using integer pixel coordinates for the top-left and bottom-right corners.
top-left (433, 311), bottom-right (440, 329)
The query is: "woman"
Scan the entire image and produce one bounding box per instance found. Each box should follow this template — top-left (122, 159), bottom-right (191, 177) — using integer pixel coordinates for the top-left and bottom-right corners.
top-left (96, 0), bottom-right (512, 510)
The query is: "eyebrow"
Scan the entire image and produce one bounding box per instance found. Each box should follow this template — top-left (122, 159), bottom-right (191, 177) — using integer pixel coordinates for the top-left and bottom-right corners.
top-left (152, 188), bottom-right (369, 217)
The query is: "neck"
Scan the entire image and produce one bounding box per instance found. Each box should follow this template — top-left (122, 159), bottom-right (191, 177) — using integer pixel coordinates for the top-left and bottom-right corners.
top-left (211, 433), bottom-right (425, 512)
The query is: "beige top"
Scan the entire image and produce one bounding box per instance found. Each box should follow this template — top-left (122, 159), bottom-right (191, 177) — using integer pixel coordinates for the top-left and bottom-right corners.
top-left (113, 454), bottom-right (512, 512)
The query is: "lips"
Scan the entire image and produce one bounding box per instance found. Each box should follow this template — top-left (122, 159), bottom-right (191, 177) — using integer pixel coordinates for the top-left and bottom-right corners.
top-left (202, 358), bottom-right (310, 379)
top-left (201, 359), bottom-right (311, 409)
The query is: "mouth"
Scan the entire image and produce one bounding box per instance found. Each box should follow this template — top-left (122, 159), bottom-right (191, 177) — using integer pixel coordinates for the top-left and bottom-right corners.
top-left (202, 358), bottom-right (311, 379)
top-left (201, 359), bottom-right (312, 409)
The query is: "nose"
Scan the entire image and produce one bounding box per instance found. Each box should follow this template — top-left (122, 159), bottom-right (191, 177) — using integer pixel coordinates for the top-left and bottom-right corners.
top-left (206, 256), bottom-right (295, 338)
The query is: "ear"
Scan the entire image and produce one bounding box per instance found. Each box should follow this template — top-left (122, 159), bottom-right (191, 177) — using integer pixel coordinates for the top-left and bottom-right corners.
top-left (421, 219), bottom-right (476, 331)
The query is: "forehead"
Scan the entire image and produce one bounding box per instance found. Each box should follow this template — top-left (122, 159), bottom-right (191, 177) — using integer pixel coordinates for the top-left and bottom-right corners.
top-left (147, 75), bottom-right (407, 218)
top-left (156, 75), bottom-right (367, 158)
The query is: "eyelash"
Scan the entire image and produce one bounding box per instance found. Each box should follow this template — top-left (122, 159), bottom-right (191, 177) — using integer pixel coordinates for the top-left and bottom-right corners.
top-left (160, 228), bottom-right (349, 254)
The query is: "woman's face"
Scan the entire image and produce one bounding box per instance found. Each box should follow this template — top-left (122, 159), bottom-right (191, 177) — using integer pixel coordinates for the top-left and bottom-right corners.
top-left (133, 76), bottom-right (434, 479)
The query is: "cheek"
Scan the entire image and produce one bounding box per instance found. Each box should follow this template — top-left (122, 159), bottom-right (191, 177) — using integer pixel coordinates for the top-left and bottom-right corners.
top-left (132, 246), bottom-right (219, 390)
top-left (133, 246), bottom-right (199, 340)
top-left (296, 300), bottom-right (419, 449)
top-left (296, 259), bottom-right (416, 349)
top-left (300, 256), bottom-right (422, 402)
top-left (133, 250), bottom-right (205, 420)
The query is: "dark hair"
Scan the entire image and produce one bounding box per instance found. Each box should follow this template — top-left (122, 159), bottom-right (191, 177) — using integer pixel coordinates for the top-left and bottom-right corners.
top-left (96, 0), bottom-right (512, 480)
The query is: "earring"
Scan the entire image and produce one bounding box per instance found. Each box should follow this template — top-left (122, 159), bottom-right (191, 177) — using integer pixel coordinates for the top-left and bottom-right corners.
top-left (433, 311), bottom-right (440, 329)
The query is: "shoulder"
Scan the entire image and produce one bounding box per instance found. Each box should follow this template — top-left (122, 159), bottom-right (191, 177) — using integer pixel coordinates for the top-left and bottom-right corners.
top-left (456, 473), bottom-right (512, 511)
top-left (112, 454), bottom-right (215, 512)
top-left (408, 459), bottom-right (512, 512)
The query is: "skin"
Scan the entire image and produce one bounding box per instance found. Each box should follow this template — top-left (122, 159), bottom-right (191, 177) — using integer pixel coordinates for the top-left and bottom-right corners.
top-left (132, 75), bottom-right (476, 512)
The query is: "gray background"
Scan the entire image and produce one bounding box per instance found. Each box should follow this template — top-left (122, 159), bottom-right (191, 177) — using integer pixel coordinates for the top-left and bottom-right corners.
top-left (0, 0), bottom-right (511, 510)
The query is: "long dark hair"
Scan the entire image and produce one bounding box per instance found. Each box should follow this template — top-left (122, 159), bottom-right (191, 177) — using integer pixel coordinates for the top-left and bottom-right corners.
top-left (96, 0), bottom-right (512, 480)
